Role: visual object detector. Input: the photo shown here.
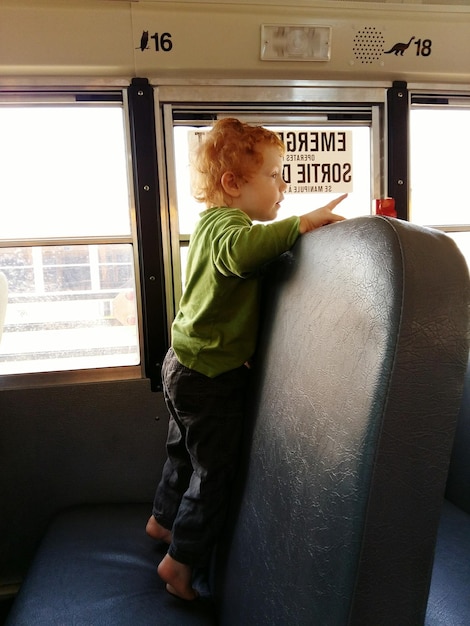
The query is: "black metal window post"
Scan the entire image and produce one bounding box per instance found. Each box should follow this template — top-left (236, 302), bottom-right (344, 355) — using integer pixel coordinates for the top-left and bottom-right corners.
top-left (387, 81), bottom-right (409, 220)
top-left (128, 77), bottom-right (168, 390)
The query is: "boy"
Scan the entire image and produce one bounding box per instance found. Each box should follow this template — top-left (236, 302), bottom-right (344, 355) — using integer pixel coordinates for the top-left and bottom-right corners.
top-left (147, 118), bottom-right (347, 600)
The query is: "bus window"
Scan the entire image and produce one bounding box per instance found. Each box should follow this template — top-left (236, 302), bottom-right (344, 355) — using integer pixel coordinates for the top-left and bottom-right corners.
top-left (410, 103), bottom-right (470, 267)
top-left (171, 118), bottom-right (374, 299)
top-left (0, 99), bottom-right (140, 376)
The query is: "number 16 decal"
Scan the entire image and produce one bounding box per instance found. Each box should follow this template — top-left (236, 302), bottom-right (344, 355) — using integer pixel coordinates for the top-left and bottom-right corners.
top-left (136, 30), bottom-right (173, 52)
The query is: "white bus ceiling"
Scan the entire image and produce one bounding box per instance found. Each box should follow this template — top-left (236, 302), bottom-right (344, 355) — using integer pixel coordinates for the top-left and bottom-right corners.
top-left (1, 0), bottom-right (470, 84)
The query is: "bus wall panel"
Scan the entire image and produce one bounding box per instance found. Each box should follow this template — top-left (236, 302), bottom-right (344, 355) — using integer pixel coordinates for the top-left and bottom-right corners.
top-left (0, 379), bottom-right (167, 588)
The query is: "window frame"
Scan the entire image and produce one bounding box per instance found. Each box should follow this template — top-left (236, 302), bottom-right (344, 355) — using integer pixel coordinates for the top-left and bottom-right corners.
top-left (408, 87), bottom-right (470, 267)
top-left (0, 87), bottom-right (148, 389)
top-left (152, 83), bottom-right (387, 326)
top-left (409, 89), bottom-right (470, 231)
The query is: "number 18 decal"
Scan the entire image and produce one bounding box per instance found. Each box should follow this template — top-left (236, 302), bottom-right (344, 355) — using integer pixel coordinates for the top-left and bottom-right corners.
top-left (414, 39), bottom-right (432, 56)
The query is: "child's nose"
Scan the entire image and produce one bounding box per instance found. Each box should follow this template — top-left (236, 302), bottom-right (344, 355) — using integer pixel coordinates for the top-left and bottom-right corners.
top-left (280, 178), bottom-right (288, 191)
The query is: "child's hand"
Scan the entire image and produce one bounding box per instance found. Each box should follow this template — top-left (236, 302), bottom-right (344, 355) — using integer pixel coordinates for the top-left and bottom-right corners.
top-left (298, 193), bottom-right (348, 234)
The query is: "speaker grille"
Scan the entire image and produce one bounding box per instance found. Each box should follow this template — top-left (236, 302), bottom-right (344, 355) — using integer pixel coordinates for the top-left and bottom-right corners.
top-left (352, 26), bottom-right (385, 64)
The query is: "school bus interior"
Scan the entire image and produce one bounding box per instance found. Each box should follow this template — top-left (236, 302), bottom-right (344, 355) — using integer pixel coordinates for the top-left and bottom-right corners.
top-left (1, 0), bottom-right (470, 624)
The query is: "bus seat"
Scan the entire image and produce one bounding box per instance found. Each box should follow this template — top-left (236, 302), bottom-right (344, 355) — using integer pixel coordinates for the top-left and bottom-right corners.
top-left (425, 357), bottom-right (470, 625)
top-left (446, 357), bottom-right (470, 516)
top-left (215, 216), bottom-right (469, 626)
top-left (5, 216), bottom-right (469, 626)
top-left (5, 505), bottom-right (217, 626)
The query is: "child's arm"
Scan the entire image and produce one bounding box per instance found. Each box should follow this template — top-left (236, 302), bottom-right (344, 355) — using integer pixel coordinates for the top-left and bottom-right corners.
top-left (298, 193), bottom-right (348, 234)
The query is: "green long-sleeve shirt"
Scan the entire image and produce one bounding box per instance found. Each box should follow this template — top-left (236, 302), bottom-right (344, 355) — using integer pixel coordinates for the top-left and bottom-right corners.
top-left (172, 207), bottom-right (300, 377)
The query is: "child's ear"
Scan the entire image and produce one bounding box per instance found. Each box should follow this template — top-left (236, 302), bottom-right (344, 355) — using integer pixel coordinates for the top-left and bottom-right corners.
top-left (221, 171), bottom-right (241, 198)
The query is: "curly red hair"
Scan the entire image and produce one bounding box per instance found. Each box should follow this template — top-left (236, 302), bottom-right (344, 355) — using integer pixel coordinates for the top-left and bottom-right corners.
top-left (191, 118), bottom-right (285, 207)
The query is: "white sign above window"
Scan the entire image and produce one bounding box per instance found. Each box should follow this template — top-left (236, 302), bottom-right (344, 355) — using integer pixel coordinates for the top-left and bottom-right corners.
top-left (261, 25), bottom-right (332, 62)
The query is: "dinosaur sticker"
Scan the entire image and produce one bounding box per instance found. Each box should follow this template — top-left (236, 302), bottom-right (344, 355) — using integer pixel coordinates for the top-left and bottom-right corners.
top-left (384, 36), bottom-right (415, 56)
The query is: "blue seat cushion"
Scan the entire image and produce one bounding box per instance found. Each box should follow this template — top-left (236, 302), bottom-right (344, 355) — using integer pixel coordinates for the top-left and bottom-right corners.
top-left (6, 504), bottom-right (217, 626)
top-left (425, 499), bottom-right (470, 625)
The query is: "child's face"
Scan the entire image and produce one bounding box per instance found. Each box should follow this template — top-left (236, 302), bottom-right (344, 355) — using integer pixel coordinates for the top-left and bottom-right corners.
top-left (236, 144), bottom-right (287, 222)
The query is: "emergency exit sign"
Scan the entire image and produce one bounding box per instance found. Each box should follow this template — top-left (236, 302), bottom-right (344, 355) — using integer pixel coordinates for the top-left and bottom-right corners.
top-left (278, 129), bottom-right (353, 194)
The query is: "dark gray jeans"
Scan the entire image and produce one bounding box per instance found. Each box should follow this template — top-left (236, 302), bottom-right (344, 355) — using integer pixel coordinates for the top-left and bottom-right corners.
top-left (152, 348), bottom-right (249, 566)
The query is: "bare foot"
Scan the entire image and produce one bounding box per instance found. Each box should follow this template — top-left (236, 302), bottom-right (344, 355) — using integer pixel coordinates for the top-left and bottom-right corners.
top-left (146, 515), bottom-right (172, 544)
top-left (157, 553), bottom-right (199, 601)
